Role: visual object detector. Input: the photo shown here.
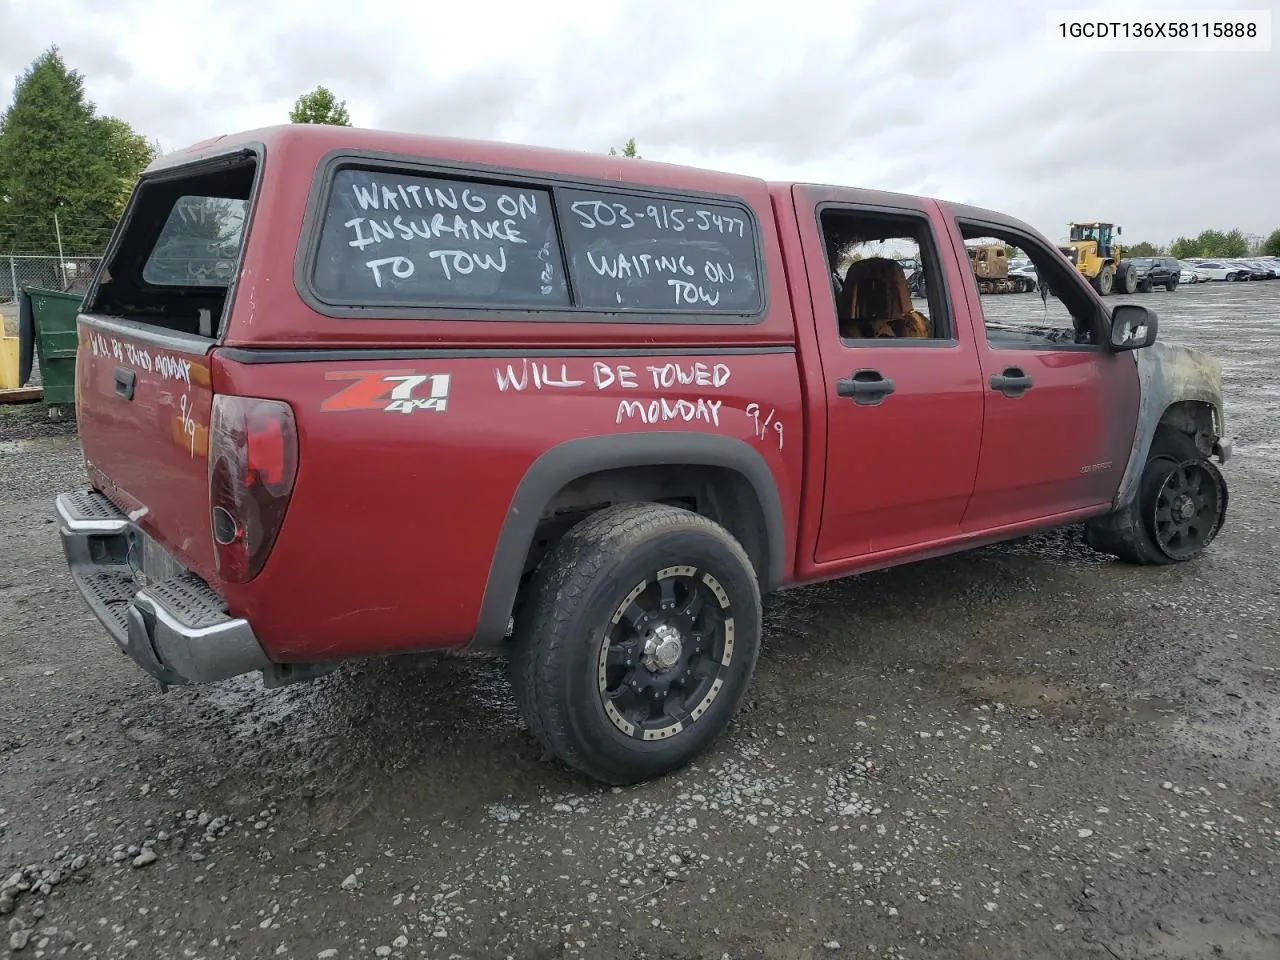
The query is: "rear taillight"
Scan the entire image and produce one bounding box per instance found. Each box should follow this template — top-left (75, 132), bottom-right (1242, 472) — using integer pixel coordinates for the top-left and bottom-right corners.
top-left (208, 395), bottom-right (298, 583)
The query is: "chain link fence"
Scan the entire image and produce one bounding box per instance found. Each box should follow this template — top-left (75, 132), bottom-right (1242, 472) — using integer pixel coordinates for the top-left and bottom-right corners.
top-left (1, 255), bottom-right (104, 304)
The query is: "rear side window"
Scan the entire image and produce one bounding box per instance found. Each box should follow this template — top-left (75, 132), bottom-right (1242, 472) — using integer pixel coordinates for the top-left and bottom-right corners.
top-left (312, 169), bottom-right (569, 309)
top-left (307, 163), bottom-right (764, 319)
top-left (142, 196), bottom-right (248, 287)
top-left (556, 188), bottom-right (761, 312)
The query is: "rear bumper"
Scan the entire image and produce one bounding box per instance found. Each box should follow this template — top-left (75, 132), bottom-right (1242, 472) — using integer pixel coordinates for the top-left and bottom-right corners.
top-left (55, 491), bottom-right (272, 686)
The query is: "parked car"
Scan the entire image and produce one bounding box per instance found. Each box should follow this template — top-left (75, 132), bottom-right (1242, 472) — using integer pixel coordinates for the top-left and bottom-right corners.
top-left (1128, 256), bottom-right (1182, 292)
top-left (1191, 261), bottom-right (1248, 281)
top-left (53, 124), bottom-right (1233, 785)
top-left (895, 256), bottom-right (926, 296)
top-left (1008, 256), bottom-right (1039, 289)
top-left (1228, 259), bottom-right (1266, 280)
top-left (1177, 261), bottom-right (1201, 284)
top-left (1240, 259), bottom-right (1277, 280)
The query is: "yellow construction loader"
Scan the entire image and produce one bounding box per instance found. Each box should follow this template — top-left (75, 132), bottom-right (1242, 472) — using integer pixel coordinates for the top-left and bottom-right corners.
top-left (1058, 221), bottom-right (1136, 296)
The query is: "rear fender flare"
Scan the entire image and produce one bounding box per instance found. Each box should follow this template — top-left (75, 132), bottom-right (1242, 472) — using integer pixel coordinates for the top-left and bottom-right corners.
top-left (472, 433), bottom-right (786, 649)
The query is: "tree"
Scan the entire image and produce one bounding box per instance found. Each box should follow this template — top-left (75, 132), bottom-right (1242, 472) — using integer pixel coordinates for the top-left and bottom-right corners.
top-left (290, 85), bottom-right (351, 126)
top-left (0, 46), bottom-right (153, 256)
top-left (1125, 241), bottom-right (1166, 257)
top-left (1264, 229), bottom-right (1280, 258)
top-left (1221, 229), bottom-right (1248, 258)
top-left (609, 137), bottom-right (641, 158)
top-left (99, 116), bottom-right (158, 222)
top-left (1167, 229), bottom-right (1249, 259)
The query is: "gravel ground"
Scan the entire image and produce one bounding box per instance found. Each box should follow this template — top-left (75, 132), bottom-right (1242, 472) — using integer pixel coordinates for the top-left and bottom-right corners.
top-left (1, 281), bottom-right (1278, 960)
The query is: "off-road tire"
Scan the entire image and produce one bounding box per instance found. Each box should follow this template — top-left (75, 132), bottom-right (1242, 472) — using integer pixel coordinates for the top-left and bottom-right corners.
top-left (509, 502), bottom-right (762, 785)
top-left (1117, 264), bottom-right (1138, 294)
top-left (1093, 264), bottom-right (1115, 296)
top-left (1166, 276), bottom-right (1179, 292)
top-left (1085, 430), bottom-right (1227, 565)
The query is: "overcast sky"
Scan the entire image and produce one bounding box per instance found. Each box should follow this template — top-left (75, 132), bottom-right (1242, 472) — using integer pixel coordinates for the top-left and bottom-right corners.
top-left (2, 0), bottom-right (1276, 246)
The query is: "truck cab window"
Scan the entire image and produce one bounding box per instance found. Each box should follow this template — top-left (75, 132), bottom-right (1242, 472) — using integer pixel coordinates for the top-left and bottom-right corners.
top-left (957, 222), bottom-right (1103, 349)
top-left (820, 210), bottom-right (950, 342)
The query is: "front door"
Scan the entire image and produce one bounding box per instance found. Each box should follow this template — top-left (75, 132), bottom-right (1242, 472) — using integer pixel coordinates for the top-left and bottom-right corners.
top-left (940, 212), bottom-right (1141, 530)
top-left (792, 188), bottom-right (986, 564)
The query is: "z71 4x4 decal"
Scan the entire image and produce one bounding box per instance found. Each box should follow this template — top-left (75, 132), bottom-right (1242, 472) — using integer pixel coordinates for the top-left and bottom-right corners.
top-left (320, 371), bottom-right (451, 414)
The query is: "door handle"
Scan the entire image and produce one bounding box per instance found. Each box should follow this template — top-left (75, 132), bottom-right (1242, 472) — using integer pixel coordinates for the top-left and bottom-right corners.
top-left (114, 366), bottom-right (136, 401)
top-left (990, 367), bottom-right (1033, 398)
top-left (836, 369), bottom-right (896, 406)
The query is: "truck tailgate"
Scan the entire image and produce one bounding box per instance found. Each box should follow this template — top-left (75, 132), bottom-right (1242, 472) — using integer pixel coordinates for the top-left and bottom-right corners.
top-left (76, 315), bottom-right (216, 581)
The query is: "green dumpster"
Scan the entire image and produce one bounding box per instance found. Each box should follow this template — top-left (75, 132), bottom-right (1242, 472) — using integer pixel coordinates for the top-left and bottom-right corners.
top-left (18, 287), bottom-right (83, 418)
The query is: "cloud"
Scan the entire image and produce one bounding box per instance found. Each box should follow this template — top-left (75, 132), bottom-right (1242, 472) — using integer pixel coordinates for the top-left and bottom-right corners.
top-left (0, 0), bottom-right (1276, 244)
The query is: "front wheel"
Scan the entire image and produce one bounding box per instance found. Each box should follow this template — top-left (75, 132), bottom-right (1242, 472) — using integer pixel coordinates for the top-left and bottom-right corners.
top-left (1085, 431), bottom-right (1227, 565)
top-left (509, 503), bottom-right (762, 785)
top-left (1092, 264), bottom-right (1115, 296)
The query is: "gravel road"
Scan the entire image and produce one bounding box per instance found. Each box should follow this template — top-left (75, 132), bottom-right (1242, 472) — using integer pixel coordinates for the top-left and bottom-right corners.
top-left (1, 282), bottom-right (1277, 960)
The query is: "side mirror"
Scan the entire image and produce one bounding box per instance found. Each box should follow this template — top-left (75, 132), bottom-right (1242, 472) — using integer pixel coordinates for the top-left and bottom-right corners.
top-left (1109, 303), bottom-right (1158, 351)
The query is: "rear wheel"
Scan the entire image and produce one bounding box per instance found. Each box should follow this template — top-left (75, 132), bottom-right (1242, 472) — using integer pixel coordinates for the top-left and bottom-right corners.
top-left (509, 503), bottom-right (762, 785)
top-left (1085, 431), bottom-right (1227, 565)
top-left (1166, 276), bottom-right (1179, 292)
top-left (1117, 264), bottom-right (1138, 294)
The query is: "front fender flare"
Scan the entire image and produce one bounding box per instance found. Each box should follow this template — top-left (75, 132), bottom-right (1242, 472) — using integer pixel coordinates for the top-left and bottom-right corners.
top-left (1113, 344), bottom-right (1225, 510)
top-left (471, 433), bottom-right (787, 649)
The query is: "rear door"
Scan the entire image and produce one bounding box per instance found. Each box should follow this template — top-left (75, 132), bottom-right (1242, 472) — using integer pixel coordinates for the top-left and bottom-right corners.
top-left (75, 153), bottom-right (259, 581)
top-left (940, 209), bottom-right (1140, 530)
top-left (791, 186), bottom-right (985, 563)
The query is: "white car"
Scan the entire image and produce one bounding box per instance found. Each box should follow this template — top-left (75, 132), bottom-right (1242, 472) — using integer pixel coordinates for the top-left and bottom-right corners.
top-left (1177, 261), bottom-right (1199, 284)
top-left (1190, 260), bottom-right (1248, 281)
top-left (1008, 257), bottom-right (1039, 289)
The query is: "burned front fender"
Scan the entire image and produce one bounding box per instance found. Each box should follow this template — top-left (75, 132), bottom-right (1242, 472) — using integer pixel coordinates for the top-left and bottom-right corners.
top-left (1112, 342), bottom-right (1227, 509)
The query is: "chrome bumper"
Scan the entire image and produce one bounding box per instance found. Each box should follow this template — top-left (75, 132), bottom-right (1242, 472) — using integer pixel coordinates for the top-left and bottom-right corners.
top-left (55, 491), bottom-right (271, 686)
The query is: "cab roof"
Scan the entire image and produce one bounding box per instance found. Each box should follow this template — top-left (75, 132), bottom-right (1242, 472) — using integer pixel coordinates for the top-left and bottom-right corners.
top-left (148, 123), bottom-right (773, 196)
top-left (148, 123), bottom-right (948, 211)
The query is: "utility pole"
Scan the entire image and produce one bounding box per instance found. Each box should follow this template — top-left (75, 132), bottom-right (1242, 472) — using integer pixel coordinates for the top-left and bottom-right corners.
top-left (54, 212), bottom-right (68, 289)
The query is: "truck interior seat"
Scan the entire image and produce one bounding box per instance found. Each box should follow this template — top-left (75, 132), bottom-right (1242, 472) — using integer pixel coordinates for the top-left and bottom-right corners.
top-left (837, 257), bottom-right (931, 339)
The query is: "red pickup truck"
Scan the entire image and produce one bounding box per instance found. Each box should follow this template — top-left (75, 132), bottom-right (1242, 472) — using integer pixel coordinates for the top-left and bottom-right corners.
top-left (56, 125), bottom-right (1230, 785)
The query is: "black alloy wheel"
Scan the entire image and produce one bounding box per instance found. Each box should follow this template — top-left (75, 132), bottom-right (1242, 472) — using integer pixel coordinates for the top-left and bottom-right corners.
top-left (598, 566), bottom-right (735, 742)
top-left (1145, 458), bottom-right (1226, 561)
